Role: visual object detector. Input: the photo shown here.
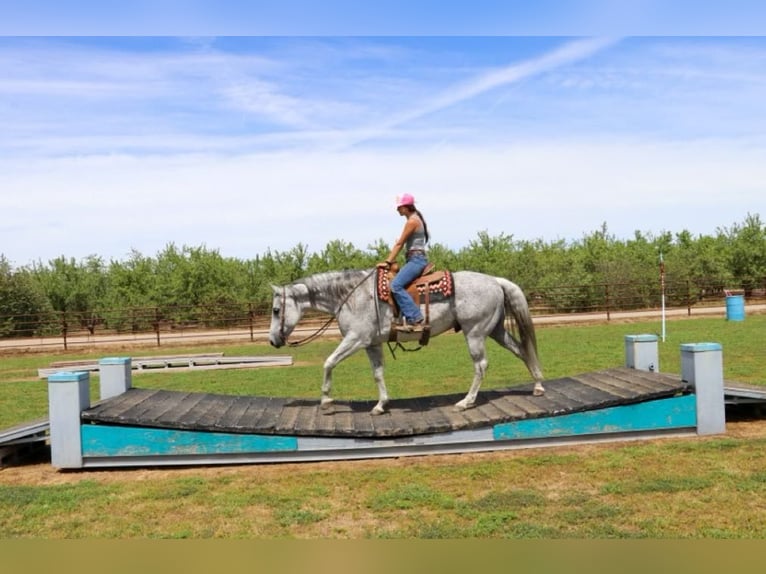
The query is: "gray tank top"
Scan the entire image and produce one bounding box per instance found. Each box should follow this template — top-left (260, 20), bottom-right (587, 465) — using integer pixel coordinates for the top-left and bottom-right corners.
top-left (405, 217), bottom-right (427, 254)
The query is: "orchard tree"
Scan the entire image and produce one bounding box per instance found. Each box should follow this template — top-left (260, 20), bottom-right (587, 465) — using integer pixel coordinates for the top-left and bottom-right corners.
top-left (720, 213), bottom-right (766, 292)
top-left (0, 256), bottom-right (54, 337)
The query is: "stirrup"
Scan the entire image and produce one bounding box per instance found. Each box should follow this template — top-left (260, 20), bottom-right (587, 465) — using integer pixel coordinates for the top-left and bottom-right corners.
top-left (394, 318), bottom-right (426, 333)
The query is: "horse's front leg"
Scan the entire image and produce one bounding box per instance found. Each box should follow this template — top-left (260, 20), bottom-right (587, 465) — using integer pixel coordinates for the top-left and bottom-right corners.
top-left (365, 344), bottom-right (388, 415)
top-left (321, 335), bottom-right (364, 410)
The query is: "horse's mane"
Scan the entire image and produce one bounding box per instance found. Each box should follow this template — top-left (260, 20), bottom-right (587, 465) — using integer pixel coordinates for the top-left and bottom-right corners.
top-left (292, 269), bottom-right (372, 306)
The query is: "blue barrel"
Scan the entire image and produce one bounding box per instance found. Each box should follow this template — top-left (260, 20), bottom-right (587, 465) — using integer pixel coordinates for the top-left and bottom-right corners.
top-left (725, 294), bottom-right (745, 321)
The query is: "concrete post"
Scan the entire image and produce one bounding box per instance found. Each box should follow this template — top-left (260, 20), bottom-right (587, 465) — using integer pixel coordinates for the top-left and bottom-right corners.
top-left (48, 371), bottom-right (90, 469)
top-left (625, 334), bottom-right (659, 373)
top-left (680, 342), bottom-right (726, 435)
top-left (98, 357), bottom-right (132, 400)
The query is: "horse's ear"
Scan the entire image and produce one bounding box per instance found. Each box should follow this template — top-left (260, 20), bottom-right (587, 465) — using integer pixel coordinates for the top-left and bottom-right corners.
top-left (271, 284), bottom-right (280, 294)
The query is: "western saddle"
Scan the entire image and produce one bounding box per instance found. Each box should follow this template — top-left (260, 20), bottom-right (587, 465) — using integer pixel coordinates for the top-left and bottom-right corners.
top-left (380, 262), bottom-right (449, 344)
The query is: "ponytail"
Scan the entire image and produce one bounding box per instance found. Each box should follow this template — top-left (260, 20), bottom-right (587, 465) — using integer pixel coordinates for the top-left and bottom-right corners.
top-left (415, 209), bottom-right (430, 243)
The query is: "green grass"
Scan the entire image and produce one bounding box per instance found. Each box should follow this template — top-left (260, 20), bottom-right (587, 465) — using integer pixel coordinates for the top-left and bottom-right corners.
top-left (2, 431), bottom-right (766, 538)
top-left (2, 314), bottom-right (764, 428)
top-left (1, 315), bottom-right (765, 539)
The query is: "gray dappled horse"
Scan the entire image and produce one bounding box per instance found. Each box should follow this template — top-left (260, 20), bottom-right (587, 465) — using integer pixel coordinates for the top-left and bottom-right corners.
top-left (269, 269), bottom-right (544, 415)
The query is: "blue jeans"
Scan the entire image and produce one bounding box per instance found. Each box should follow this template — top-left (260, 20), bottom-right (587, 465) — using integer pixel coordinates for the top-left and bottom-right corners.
top-left (391, 254), bottom-right (427, 323)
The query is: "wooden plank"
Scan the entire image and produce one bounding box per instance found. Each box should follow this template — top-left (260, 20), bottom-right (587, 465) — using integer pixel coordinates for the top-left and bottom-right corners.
top-left (248, 397), bottom-right (286, 433)
top-left (123, 390), bottom-right (183, 422)
top-left (134, 390), bottom-right (193, 423)
top-left (546, 377), bottom-right (618, 408)
top-left (419, 400), bottom-right (453, 435)
top-left (231, 397), bottom-right (273, 431)
top-left (599, 367), bottom-right (676, 394)
top-left (295, 401), bottom-right (320, 436)
top-left (327, 402), bottom-right (356, 437)
top-left (592, 369), bottom-right (680, 399)
top-left (175, 394), bottom-right (224, 429)
top-left (438, 402), bottom-right (476, 432)
top-left (409, 396), bottom-right (446, 433)
top-left (151, 393), bottom-right (208, 427)
top-left (196, 394), bottom-right (240, 429)
top-left (456, 401), bottom-right (494, 429)
top-left (540, 383), bottom-right (594, 412)
top-left (312, 405), bottom-right (340, 436)
top-left (385, 402), bottom-right (417, 435)
top-left (505, 395), bottom-right (549, 418)
top-left (82, 388), bottom-right (157, 421)
top-left (608, 367), bottom-right (688, 392)
top-left (273, 401), bottom-right (304, 434)
top-left (571, 372), bottom-right (641, 400)
top-left (348, 402), bottom-right (377, 437)
top-left (526, 391), bottom-right (574, 416)
top-left (473, 398), bottom-right (512, 424)
top-left (484, 391), bottom-right (529, 420)
top-left (90, 389), bottom-right (164, 423)
top-left (409, 396), bottom-right (456, 434)
top-left (211, 396), bottom-right (253, 431)
top-left (369, 411), bottom-right (396, 437)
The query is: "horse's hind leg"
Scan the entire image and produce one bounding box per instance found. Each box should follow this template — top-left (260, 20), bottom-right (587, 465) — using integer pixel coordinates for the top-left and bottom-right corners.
top-left (455, 333), bottom-right (488, 411)
top-left (365, 344), bottom-right (389, 415)
top-left (489, 322), bottom-right (545, 396)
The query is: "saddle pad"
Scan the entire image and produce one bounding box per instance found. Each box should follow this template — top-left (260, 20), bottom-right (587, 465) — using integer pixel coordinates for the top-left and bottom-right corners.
top-left (377, 268), bottom-right (454, 302)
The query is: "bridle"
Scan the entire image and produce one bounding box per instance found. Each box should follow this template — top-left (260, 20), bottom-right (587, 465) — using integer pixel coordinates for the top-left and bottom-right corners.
top-left (277, 269), bottom-right (376, 347)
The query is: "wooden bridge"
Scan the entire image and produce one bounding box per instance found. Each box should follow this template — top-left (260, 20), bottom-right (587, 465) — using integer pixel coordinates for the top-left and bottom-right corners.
top-left (81, 367), bottom-right (691, 439)
top-left (0, 336), bottom-right (740, 469)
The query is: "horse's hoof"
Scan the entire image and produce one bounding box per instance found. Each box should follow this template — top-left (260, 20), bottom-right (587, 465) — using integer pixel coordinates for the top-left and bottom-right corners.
top-left (320, 398), bottom-right (335, 410)
top-left (533, 387), bottom-right (545, 397)
top-left (370, 401), bottom-right (388, 415)
top-left (454, 400), bottom-right (472, 411)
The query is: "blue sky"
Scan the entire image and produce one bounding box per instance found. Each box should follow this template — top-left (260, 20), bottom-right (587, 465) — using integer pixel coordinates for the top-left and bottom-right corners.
top-left (1, 4), bottom-right (766, 266)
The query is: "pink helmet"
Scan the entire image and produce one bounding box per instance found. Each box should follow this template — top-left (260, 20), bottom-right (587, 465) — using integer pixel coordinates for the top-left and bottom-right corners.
top-left (396, 193), bottom-right (415, 207)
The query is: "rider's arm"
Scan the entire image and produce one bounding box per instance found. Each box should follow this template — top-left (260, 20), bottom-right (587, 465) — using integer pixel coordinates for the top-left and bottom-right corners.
top-left (380, 217), bottom-right (419, 267)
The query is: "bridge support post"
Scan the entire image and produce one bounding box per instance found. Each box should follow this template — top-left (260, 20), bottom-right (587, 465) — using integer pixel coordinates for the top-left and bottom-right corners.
top-left (624, 334), bottom-right (659, 372)
top-left (47, 371), bottom-right (90, 469)
top-left (98, 357), bottom-right (132, 400)
top-left (681, 343), bottom-right (726, 435)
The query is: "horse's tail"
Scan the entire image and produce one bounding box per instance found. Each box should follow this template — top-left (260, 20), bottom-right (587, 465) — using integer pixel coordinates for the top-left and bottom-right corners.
top-left (495, 277), bottom-right (544, 381)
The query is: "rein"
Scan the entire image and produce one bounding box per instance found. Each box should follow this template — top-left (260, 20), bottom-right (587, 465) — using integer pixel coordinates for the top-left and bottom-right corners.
top-left (282, 269), bottom-right (376, 347)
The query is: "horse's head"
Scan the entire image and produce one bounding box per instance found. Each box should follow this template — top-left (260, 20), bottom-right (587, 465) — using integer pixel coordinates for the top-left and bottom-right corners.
top-left (269, 283), bottom-right (308, 347)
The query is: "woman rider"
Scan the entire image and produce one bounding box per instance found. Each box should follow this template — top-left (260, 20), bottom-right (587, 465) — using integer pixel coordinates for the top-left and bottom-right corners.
top-left (378, 194), bottom-right (430, 331)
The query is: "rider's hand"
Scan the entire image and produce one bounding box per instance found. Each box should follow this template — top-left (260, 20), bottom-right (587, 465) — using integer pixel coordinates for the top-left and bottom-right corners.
top-left (377, 261), bottom-right (392, 269)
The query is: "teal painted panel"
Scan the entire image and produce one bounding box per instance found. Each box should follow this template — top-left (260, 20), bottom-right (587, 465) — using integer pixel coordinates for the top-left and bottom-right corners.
top-left (493, 395), bottom-right (697, 441)
top-left (81, 425), bottom-right (298, 457)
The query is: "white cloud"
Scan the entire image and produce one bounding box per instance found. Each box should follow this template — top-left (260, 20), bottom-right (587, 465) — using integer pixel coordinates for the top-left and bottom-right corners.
top-left (2, 37), bottom-right (765, 267)
top-left (2, 135), bottom-right (764, 265)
